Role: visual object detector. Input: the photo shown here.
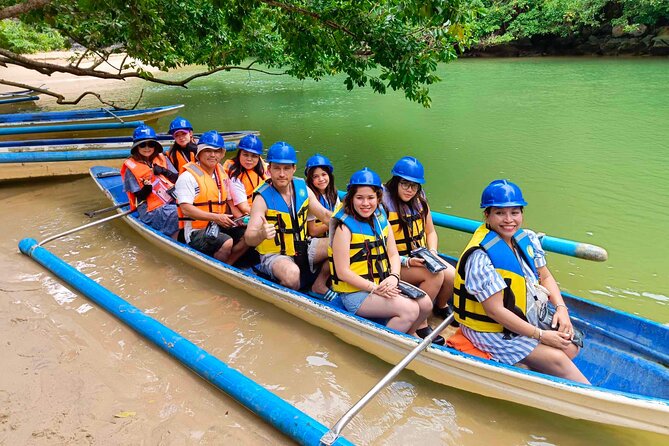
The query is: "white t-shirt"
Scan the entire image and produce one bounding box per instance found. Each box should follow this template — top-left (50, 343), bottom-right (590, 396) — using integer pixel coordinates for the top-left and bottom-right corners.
top-left (227, 176), bottom-right (249, 207)
top-left (174, 169), bottom-right (225, 243)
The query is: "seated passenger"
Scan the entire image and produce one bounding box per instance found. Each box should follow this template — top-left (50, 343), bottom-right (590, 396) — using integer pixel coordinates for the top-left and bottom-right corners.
top-left (244, 142), bottom-right (332, 291)
top-left (454, 180), bottom-right (589, 383)
top-left (327, 168), bottom-right (424, 335)
top-left (383, 156), bottom-right (456, 344)
top-left (222, 134), bottom-right (268, 217)
top-left (121, 125), bottom-right (179, 237)
top-left (304, 153), bottom-right (340, 293)
top-left (174, 130), bottom-right (244, 264)
top-left (166, 116), bottom-right (197, 173)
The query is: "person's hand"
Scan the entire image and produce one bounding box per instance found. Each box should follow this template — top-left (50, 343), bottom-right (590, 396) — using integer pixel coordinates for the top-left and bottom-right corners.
top-left (260, 215), bottom-right (276, 240)
top-left (551, 305), bottom-right (573, 336)
top-left (216, 213), bottom-right (235, 228)
top-left (142, 177), bottom-right (152, 186)
top-left (539, 329), bottom-right (572, 350)
top-left (407, 257), bottom-right (426, 268)
top-left (375, 276), bottom-right (401, 298)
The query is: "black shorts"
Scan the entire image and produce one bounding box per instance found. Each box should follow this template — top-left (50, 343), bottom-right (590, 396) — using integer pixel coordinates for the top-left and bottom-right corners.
top-left (188, 228), bottom-right (232, 256)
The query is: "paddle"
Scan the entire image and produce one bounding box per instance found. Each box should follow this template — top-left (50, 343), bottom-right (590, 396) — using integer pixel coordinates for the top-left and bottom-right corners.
top-left (320, 313), bottom-right (456, 445)
top-left (102, 108), bottom-right (125, 123)
top-left (38, 208), bottom-right (136, 247)
top-left (84, 202), bottom-right (130, 218)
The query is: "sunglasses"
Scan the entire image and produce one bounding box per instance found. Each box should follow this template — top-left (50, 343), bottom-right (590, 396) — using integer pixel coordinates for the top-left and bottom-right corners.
top-left (137, 141), bottom-right (156, 149)
top-left (399, 180), bottom-right (420, 191)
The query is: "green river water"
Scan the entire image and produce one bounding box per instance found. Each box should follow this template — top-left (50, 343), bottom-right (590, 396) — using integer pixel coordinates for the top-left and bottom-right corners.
top-left (7, 58), bottom-right (667, 445)
top-left (146, 57), bottom-right (669, 323)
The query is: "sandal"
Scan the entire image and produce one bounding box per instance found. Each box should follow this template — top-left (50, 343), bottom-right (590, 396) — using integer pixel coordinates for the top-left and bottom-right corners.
top-left (415, 326), bottom-right (445, 346)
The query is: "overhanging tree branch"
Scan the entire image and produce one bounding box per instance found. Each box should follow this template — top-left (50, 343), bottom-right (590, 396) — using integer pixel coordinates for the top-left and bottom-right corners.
top-left (0, 0), bottom-right (51, 20)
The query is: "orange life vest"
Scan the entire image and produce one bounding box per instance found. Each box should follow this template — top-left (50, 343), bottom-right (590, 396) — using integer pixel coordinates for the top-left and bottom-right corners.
top-left (222, 158), bottom-right (268, 206)
top-left (121, 154), bottom-right (174, 212)
top-left (167, 143), bottom-right (197, 173)
top-left (177, 162), bottom-right (228, 230)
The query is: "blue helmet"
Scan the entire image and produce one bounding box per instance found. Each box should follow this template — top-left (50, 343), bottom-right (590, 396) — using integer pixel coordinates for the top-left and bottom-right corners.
top-left (267, 141), bottom-right (297, 165)
top-left (480, 180), bottom-right (527, 209)
top-left (347, 167), bottom-right (382, 191)
top-left (304, 153), bottom-right (334, 176)
top-left (168, 116), bottom-right (193, 135)
top-left (238, 134), bottom-right (263, 155)
top-left (196, 130), bottom-right (226, 156)
top-left (131, 124), bottom-right (163, 153)
top-left (391, 156), bottom-right (425, 184)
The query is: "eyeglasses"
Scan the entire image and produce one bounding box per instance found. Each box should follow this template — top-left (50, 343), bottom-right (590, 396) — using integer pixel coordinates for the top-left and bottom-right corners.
top-left (399, 180), bottom-right (420, 191)
top-left (137, 142), bottom-right (156, 149)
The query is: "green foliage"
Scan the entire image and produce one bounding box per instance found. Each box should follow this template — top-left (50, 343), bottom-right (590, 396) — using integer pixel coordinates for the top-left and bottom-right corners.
top-left (7, 0), bottom-right (482, 107)
top-left (0, 19), bottom-right (67, 53)
top-left (473, 0), bottom-right (669, 41)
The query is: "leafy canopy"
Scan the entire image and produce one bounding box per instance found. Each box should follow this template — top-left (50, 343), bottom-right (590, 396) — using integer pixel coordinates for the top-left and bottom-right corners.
top-left (1, 0), bottom-right (481, 107)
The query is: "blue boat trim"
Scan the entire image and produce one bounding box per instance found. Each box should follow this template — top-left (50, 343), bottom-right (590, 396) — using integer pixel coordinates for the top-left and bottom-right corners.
top-left (0, 121), bottom-right (145, 136)
top-left (89, 165), bottom-right (669, 406)
top-left (18, 237), bottom-right (353, 446)
top-left (0, 104), bottom-right (182, 125)
top-left (0, 142), bottom-right (239, 163)
top-left (0, 131), bottom-right (257, 150)
top-left (0, 96), bottom-right (39, 105)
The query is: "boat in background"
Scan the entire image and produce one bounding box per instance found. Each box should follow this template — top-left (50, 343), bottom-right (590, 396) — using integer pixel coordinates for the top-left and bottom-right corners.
top-left (0, 96), bottom-right (39, 106)
top-left (0, 130), bottom-right (259, 182)
top-left (88, 165), bottom-right (669, 435)
top-left (0, 104), bottom-right (183, 141)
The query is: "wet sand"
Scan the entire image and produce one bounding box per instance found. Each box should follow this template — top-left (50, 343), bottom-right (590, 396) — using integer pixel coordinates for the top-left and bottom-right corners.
top-left (0, 56), bottom-right (291, 445)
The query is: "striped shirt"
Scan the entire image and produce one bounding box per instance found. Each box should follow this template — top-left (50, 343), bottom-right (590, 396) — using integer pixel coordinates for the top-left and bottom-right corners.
top-left (460, 230), bottom-right (547, 365)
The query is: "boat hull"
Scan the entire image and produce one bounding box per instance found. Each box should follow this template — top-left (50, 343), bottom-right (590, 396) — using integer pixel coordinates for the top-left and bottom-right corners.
top-left (0, 105), bottom-right (184, 141)
top-left (88, 166), bottom-right (669, 435)
top-left (0, 131), bottom-right (259, 182)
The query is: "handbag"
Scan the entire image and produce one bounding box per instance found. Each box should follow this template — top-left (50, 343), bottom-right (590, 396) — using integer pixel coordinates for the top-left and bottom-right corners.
top-left (534, 284), bottom-right (584, 348)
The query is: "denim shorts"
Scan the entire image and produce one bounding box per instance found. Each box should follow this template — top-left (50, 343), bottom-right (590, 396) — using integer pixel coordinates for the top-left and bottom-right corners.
top-left (338, 290), bottom-right (370, 314)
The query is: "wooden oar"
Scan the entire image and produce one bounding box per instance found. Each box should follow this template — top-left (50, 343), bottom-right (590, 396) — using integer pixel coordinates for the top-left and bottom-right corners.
top-left (38, 208), bottom-right (135, 246)
top-left (320, 313), bottom-right (455, 445)
top-left (84, 202), bottom-right (130, 218)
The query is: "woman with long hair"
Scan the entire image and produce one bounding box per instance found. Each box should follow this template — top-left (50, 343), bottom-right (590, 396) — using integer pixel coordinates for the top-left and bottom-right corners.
top-left (223, 134), bottom-right (268, 217)
top-left (327, 168), bottom-right (425, 335)
top-left (383, 157), bottom-right (455, 344)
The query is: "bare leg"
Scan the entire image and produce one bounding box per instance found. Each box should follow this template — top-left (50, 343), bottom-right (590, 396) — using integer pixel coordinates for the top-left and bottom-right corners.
top-left (400, 266), bottom-right (442, 331)
top-left (226, 238), bottom-right (250, 266)
top-left (214, 239), bottom-right (234, 263)
top-left (434, 264), bottom-right (455, 310)
top-left (356, 293), bottom-right (420, 333)
top-left (520, 344), bottom-right (590, 384)
top-left (271, 257), bottom-right (301, 290)
top-left (311, 261), bottom-right (330, 294)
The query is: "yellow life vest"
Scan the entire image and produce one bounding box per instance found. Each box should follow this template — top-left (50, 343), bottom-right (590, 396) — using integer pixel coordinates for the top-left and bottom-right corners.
top-left (177, 162), bottom-right (228, 230)
top-left (382, 189), bottom-right (426, 256)
top-left (328, 206), bottom-right (391, 293)
top-left (453, 224), bottom-right (538, 333)
top-left (254, 178), bottom-right (309, 256)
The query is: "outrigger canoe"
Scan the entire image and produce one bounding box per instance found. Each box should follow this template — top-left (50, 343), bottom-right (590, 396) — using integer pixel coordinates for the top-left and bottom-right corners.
top-left (0, 131), bottom-right (258, 182)
top-left (89, 165), bottom-right (669, 435)
top-left (0, 105), bottom-right (183, 141)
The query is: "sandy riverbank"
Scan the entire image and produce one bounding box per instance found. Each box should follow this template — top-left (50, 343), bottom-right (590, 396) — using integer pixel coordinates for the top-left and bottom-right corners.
top-left (0, 54), bottom-right (292, 445)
